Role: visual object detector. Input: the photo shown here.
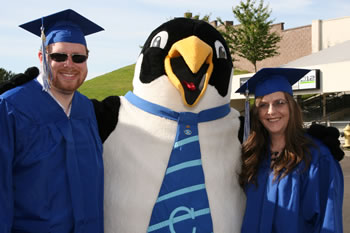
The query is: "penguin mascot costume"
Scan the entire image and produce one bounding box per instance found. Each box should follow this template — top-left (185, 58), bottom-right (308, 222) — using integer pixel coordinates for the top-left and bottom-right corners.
top-left (1, 17), bottom-right (344, 233)
top-left (101, 18), bottom-right (246, 232)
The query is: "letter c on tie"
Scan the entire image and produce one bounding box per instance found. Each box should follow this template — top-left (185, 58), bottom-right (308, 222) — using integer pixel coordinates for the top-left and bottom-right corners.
top-left (169, 206), bottom-right (197, 233)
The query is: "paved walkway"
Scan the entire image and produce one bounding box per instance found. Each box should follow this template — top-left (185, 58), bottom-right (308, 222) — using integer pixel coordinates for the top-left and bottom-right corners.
top-left (341, 151), bottom-right (350, 232)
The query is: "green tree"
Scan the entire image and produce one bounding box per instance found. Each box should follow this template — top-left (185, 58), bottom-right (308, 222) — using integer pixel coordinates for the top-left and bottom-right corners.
top-left (219, 0), bottom-right (281, 71)
top-left (0, 68), bottom-right (16, 83)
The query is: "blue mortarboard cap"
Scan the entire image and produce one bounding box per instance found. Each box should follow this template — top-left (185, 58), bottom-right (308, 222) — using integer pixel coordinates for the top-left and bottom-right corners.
top-left (19, 9), bottom-right (104, 46)
top-left (236, 68), bottom-right (311, 97)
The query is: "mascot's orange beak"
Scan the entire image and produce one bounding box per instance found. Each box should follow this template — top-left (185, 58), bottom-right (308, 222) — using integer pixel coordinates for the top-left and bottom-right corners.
top-left (164, 36), bottom-right (213, 107)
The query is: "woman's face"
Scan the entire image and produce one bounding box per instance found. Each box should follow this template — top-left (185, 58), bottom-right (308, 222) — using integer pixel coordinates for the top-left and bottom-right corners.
top-left (256, 91), bottom-right (290, 137)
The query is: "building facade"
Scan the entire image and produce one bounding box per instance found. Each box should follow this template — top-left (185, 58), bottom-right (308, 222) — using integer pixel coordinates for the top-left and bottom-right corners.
top-left (229, 16), bottom-right (350, 123)
top-left (233, 23), bottom-right (312, 73)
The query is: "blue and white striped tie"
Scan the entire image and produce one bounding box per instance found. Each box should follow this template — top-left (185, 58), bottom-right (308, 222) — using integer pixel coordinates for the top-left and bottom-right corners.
top-left (124, 91), bottom-right (230, 233)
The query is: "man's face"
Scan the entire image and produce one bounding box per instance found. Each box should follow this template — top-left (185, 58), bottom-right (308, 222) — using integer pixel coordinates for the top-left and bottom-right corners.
top-left (42, 42), bottom-right (88, 95)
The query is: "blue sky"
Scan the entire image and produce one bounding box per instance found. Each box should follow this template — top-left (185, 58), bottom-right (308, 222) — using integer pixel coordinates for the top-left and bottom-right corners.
top-left (1, 0), bottom-right (350, 80)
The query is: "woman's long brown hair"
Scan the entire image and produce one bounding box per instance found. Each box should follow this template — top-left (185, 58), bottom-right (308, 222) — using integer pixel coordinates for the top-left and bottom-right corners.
top-left (239, 93), bottom-right (313, 188)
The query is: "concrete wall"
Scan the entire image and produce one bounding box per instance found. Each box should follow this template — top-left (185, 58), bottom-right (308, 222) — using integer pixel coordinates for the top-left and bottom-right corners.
top-left (313, 16), bottom-right (350, 52)
top-left (318, 61), bottom-right (350, 93)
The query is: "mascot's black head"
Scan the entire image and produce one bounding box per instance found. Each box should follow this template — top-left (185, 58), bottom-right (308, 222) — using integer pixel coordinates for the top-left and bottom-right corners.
top-left (138, 17), bottom-right (233, 107)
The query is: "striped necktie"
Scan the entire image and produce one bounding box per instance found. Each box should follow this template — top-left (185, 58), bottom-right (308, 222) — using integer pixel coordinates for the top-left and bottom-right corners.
top-left (125, 92), bottom-right (230, 233)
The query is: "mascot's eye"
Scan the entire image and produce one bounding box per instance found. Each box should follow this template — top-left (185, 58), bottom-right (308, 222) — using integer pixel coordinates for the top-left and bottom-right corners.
top-left (150, 31), bottom-right (168, 49)
top-left (214, 40), bottom-right (227, 59)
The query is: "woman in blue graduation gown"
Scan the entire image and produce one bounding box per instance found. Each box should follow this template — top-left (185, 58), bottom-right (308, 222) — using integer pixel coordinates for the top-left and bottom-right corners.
top-left (236, 68), bottom-right (344, 233)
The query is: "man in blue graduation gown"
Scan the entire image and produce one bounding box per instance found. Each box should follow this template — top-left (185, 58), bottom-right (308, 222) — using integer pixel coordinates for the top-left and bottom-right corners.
top-left (0, 9), bottom-right (104, 232)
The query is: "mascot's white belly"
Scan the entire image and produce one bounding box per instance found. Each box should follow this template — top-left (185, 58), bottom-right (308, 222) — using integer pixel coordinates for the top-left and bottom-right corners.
top-left (103, 96), bottom-right (246, 233)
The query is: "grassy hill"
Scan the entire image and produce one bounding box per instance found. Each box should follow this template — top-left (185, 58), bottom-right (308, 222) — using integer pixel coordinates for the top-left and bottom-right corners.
top-left (79, 64), bottom-right (135, 100)
top-left (79, 64), bottom-right (249, 100)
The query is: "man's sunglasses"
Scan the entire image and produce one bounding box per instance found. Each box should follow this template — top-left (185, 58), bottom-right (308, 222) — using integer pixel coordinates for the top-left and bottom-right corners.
top-left (48, 53), bottom-right (88, 63)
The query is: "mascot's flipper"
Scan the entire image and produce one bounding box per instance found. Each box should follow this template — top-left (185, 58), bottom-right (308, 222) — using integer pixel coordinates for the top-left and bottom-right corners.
top-left (307, 124), bottom-right (345, 161)
top-left (238, 116), bottom-right (244, 144)
top-left (0, 67), bottom-right (39, 94)
top-left (91, 96), bottom-right (121, 143)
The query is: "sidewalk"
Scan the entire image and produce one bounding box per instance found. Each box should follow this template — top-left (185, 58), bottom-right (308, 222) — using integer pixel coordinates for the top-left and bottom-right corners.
top-left (341, 150), bottom-right (350, 232)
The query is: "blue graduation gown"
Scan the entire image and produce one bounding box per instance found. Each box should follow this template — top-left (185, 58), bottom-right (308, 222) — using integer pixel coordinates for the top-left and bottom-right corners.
top-left (0, 79), bottom-right (103, 233)
top-left (241, 139), bottom-right (344, 233)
